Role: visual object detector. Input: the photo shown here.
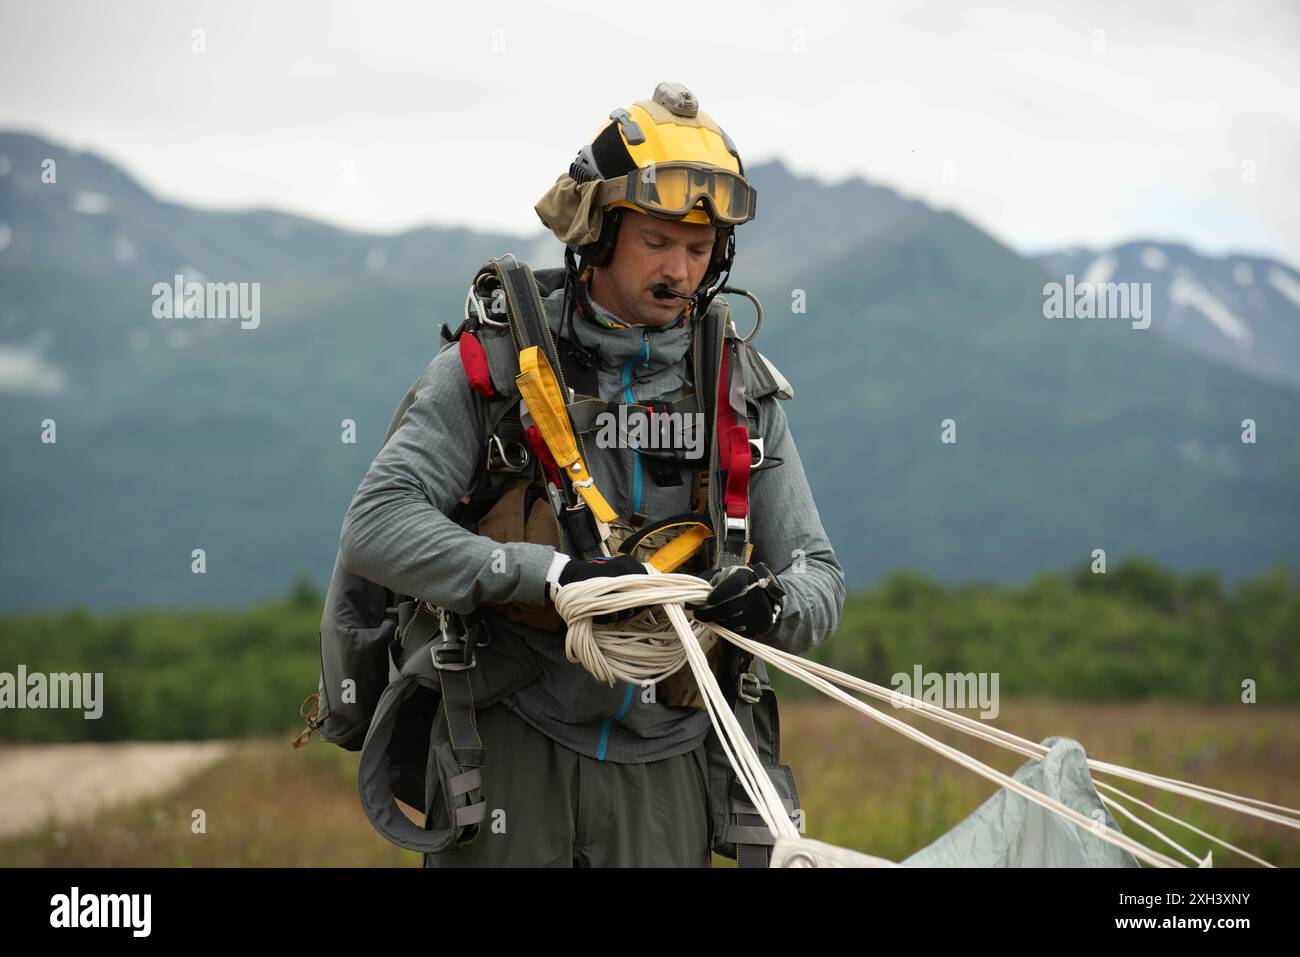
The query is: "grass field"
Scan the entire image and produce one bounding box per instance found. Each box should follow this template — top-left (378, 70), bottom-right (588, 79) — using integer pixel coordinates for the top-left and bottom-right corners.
top-left (1, 699), bottom-right (1296, 867)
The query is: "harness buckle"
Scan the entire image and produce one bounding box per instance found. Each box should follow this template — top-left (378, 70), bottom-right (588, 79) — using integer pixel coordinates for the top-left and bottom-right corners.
top-left (431, 608), bottom-right (477, 672)
top-left (748, 436), bottom-right (765, 468)
top-left (721, 515), bottom-right (747, 557)
top-left (737, 672), bottom-right (763, 704)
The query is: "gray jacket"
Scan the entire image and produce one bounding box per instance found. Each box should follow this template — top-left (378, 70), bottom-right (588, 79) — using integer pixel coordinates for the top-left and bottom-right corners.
top-left (338, 283), bottom-right (845, 763)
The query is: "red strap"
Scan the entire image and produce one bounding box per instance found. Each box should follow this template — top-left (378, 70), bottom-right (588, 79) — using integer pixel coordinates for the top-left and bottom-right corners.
top-left (716, 347), bottom-right (751, 519)
top-left (724, 424), bottom-right (751, 518)
top-left (458, 332), bottom-right (494, 397)
top-left (525, 424), bottom-right (563, 488)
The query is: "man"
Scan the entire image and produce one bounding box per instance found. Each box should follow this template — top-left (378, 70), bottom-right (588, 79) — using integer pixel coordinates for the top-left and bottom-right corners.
top-left (337, 83), bottom-right (844, 867)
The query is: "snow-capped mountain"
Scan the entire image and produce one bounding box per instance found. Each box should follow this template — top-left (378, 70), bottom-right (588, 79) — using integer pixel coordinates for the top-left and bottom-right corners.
top-left (1036, 241), bottom-right (1300, 394)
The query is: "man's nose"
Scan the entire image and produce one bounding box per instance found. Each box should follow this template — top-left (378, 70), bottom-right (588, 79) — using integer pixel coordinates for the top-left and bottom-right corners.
top-left (661, 245), bottom-right (689, 281)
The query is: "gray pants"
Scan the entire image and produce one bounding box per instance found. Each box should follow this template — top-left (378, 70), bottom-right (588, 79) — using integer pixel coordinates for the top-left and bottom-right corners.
top-left (422, 701), bottom-right (713, 868)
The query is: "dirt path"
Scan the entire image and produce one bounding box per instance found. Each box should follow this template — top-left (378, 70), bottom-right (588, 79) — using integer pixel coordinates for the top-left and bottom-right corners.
top-left (0, 741), bottom-right (233, 839)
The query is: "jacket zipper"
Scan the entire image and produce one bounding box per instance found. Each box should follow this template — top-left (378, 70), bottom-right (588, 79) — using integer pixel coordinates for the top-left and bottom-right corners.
top-left (622, 330), bottom-right (650, 515)
top-left (596, 329), bottom-right (649, 760)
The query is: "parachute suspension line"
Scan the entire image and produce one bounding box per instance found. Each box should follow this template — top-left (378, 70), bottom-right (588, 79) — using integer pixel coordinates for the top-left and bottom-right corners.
top-left (744, 638), bottom-right (1300, 833)
top-left (551, 571), bottom-right (1295, 869)
top-left (1093, 781), bottom-right (1272, 868)
top-left (1096, 792), bottom-right (1210, 867)
top-left (724, 626), bottom-right (1182, 868)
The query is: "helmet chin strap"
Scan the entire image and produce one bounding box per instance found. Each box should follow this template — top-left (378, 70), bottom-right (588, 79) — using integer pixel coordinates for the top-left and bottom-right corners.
top-left (559, 246), bottom-right (598, 368)
top-left (692, 229), bottom-right (735, 320)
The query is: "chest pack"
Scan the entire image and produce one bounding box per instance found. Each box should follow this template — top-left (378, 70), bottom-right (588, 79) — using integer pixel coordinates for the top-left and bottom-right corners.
top-left (296, 254), bottom-right (802, 866)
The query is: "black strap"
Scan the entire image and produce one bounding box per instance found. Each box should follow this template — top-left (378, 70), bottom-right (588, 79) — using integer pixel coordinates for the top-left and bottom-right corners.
top-left (558, 337), bottom-right (598, 403)
top-left (694, 307), bottom-right (729, 566)
top-left (499, 256), bottom-right (560, 368)
top-left (357, 605), bottom-right (490, 853)
top-left (717, 643), bottom-right (781, 868)
top-left (566, 393), bottom-right (702, 435)
top-left (732, 684), bottom-right (770, 868)
top-left (436, 665), bottom-right (486, 828)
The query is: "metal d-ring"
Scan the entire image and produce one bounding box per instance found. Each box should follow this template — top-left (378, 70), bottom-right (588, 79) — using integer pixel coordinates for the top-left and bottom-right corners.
top-left (466, 282), bottom-right (508, 328)
top-left (487, 434), bottom-right (530, 472)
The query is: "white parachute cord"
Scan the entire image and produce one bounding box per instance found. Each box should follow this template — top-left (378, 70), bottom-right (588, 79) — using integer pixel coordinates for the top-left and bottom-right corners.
top-left (1112, 778), bottom-right (1300, 820)
top-left (720, 630), bottom-right (1181, 867)
top-left (658, 591), bottom-right (800, 843)
top-left (771, 650), bottom-right (1212, 864)
top-left (555, 573), bottom-right (1176, 865)
top-left (1085, 760), bottom-right (1300, 830)
top-left (748, 638), bottom-right (1300, 833)
top-left (555, 573), bottom-right (1177, 865)
top-left (1094, 780), bottom-right (1274, 868)
top-left (550, 572), bottom-right (1285, 867)
top-left (1114, 778), bottom-right (1300, 821)
top-left (1096, 793), bottom-right (1205, 866)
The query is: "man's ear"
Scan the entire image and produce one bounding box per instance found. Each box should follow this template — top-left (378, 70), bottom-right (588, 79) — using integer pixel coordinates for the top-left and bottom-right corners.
top-left (585, 208), bottom-right (625, 268)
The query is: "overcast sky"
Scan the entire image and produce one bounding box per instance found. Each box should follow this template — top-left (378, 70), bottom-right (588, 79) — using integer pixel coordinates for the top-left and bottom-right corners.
top-left (2, 0), bottom-right (1297, 262)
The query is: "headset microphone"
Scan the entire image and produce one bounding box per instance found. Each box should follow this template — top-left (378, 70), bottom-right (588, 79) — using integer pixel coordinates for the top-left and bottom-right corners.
top-left (651, 283), bottom-right (692, 300)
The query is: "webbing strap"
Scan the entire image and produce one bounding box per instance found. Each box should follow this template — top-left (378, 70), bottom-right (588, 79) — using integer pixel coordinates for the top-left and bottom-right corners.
top-left (357, 606), bottom-right (489, 855)
top-left (437, 666), bottom-right (485, 769)
top-left (449, 768), bottom-right (481, 797)
top-left (717, 347), bottom-right (752, 521)
top-left (701, 309), bottom-right (751, 564)
top-left (731, 648), bottom-right (774, 868)
top-left (732, 797), bottom-right (796, 815)
top-left (517, 345), bottom-right (618, 523)
top-left (727, 825), bottom-right (778, 847)
top-left (616, 512), bottom-right (715, 573)
top-left (499, 255), bottom-right (552, 355)
top-left (645, 523), bottom-right (713, 573)
top-left (357, 670), bottom-right (486, 855)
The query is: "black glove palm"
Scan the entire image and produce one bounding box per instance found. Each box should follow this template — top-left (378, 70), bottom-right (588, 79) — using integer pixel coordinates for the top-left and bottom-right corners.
top-left (690, 562), bottom-right (785, 640)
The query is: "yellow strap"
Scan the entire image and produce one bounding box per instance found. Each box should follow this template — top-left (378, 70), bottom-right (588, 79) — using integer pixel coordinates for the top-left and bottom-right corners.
top-left (516, 346), bottom-right (618, 524)
top-left (646, 523), bottom-right (713, 573)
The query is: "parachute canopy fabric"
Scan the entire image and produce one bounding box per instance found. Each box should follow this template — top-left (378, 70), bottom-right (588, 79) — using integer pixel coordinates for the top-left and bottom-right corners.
top-left (902, 736), bottom-right (1140, 868)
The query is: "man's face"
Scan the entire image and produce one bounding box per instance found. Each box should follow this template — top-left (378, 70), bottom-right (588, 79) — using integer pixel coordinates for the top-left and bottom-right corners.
top-left (587, 210), bottom-right (717, 327)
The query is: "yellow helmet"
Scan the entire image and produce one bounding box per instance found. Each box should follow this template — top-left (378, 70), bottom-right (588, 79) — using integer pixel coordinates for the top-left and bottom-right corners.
top-left (534, 83), bottom-right (754, 318)
top-left (569, 82), bottom-right (755, 227)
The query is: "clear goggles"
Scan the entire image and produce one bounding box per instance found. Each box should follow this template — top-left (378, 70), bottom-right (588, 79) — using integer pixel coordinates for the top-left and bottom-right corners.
top-left (596, 161), bottom-right (757, 226)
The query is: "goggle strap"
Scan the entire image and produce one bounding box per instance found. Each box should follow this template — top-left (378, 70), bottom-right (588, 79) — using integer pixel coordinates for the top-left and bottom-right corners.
top-left (595, 177), bottom-right (630, 208)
